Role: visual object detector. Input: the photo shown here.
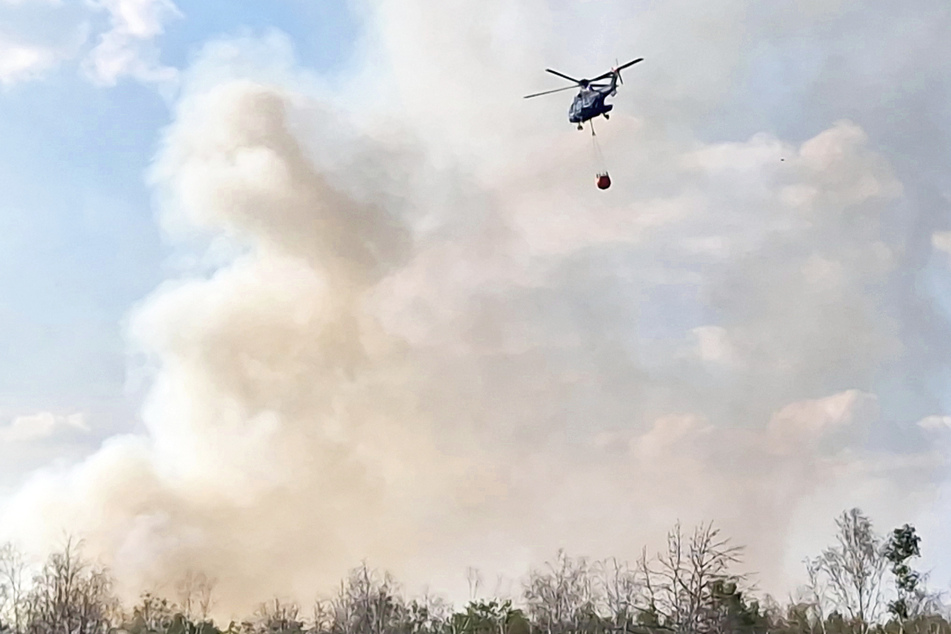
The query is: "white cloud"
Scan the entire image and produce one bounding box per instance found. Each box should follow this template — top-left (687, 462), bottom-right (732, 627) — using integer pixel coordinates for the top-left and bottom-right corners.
top-left (82, 0), bottom-right (181, 86)
top-left (91, 0), bottom-right (177, 38)
top-left (690, 325), bottom-right (737, 365)
top-left (765, 390), bottom-right (877, 452)
top-left (918, 415), bottom-right (951, 432)
top-left (0, 412), bottom-right (96, 483)
top-left (0, 0), bottom-right (178, 87)
top-left (0, 38), bottom-right (59, 84)
top-left (932, 231), bottom-right (951, 256)
top-left (0, 412), bottom-right (89, 444)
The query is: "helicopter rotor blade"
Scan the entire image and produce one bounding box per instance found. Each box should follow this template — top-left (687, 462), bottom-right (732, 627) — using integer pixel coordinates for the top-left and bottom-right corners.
top-left (545, 68), bottom-right (584, 85)
top-left (589, 58), bottom-right (644, 83)
top-left (615, 58), bottom-right (644, 71)
top-left (523, 85), bottom-right (578, 99)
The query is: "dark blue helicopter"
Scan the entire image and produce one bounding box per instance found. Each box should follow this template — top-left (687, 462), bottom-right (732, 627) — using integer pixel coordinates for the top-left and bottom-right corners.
top-left (524, 58), bottom-right (644, 129)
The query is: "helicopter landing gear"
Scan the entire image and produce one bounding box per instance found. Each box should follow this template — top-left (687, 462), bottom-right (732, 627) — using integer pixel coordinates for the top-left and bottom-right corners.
top-left (577, 123), bottom-right (584, 130)
top-left (603, 113), bottom-right (610, 119)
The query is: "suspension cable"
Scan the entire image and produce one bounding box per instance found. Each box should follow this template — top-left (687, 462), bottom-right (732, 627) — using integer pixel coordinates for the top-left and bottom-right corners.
top-left (590, 119), bottom-right (608, 174)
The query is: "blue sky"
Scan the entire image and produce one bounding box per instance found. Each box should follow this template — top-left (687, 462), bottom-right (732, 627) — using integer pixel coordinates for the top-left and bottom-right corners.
top-left (0, 0), bottom-right (358, 443)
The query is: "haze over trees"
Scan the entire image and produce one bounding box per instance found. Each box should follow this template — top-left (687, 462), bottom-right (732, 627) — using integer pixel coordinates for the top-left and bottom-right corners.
top-left (0, 509), bottom-right (945, 634)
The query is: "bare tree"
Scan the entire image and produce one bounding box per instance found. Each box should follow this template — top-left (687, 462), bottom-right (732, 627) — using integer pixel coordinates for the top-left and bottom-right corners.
top-left (466, 569), bottom-right (483, 603)
top-left (597, 558), bottom-right (640, 632)
top-left (522, 550), bottom-right (602, 634)
top-left (635, 521), bottom-right (745, 634)
top-left (636, 546), bottom-right (664, 631)
top-left (328, 563), bottom-right (406, 634)
top-left (22, 537), bottom-right (119, 634)
top-left (247, 598), bottom-right (305, 634)
top-left (0, 544), bottom-right (28, 633)
top-left (798, 557), bottom-right (830, 634)
top-left (178, 570), bottom-right (218, 621)
top-left (807, 509), bottom-right (888, 634)
top-left (311, 598), bottom-right (335, 634)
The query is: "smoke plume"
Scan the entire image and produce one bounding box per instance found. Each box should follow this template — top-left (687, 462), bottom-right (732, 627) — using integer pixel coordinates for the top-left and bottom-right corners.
top-left (2, 0), bottom-right (950, 619)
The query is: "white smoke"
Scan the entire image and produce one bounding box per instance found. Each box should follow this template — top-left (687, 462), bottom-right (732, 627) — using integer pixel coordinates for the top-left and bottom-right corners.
top-left (2, 0), bottom-right (951, 620)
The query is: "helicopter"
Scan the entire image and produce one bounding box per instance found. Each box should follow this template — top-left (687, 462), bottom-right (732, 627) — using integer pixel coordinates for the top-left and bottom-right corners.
top-left (524, 58), bottom-right (644, 129)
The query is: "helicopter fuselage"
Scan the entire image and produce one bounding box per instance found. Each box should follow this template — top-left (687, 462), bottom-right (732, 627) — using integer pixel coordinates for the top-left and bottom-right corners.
top-left (524, 57), bottom-right (642, 128)
top-left (568, 88), bottom-right (614, 124)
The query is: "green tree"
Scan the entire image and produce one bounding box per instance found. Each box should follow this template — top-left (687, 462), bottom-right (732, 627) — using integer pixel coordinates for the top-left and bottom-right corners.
top-left (706, 580), bottom-right (769, 634)
top-left (449, 600), bottom-right (529, 634)
top-left (398, 595), bottom-right (451, 634)
top-left (884, 524), bottom-right (922, 623)
top-left (123, 592), bottom-right (179, 634)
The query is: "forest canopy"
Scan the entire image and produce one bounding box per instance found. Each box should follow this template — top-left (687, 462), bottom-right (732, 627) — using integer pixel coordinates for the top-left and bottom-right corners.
top-left (0, 508), bottom-right (946, 634)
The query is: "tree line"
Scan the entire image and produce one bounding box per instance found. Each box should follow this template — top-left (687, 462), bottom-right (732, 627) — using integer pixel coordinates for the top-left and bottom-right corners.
top-left (0, 508), bottom-right (946, 634)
